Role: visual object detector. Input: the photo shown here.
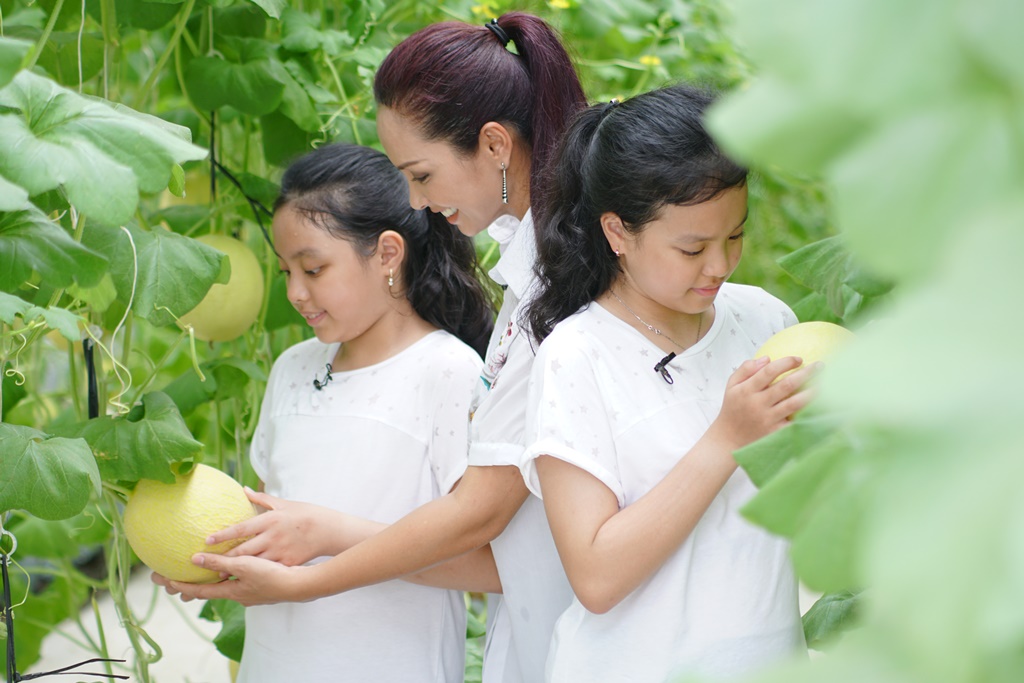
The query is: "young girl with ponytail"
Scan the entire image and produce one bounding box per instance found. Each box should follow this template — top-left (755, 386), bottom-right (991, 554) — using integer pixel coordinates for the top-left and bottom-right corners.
top-left (522, 84), bottom-right (813, 681)
top-left (225, 142), bottom-right (495, 682)
top-left (163, 13), bottom-right (585, 683)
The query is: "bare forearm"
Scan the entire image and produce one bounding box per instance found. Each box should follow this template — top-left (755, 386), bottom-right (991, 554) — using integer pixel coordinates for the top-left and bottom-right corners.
top-left (295, 466), bottom-right (526, 600)
top-left (547, 427), bottom-right (738, 614)
top-left (406, 544), bottom-right (501, 593)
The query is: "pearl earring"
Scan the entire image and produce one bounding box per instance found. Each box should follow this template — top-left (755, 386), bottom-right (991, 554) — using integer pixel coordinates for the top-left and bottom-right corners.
top-left (388, 269), bottom-right (394, 288)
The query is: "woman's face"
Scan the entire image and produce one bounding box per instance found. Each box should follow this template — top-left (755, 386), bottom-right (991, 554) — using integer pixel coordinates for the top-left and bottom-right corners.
top-left (613, 186), bottom-right (748, 319)
top-left (377, 106), bottom-right (505, 237)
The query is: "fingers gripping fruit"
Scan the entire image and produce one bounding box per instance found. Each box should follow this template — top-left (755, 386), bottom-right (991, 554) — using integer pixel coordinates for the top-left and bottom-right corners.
top-left (123, 464), bottom-right (256, 583)
top-left (754, 321), bottom-right (854, 383)
top-left (178, 234), bottom-right (265, 342)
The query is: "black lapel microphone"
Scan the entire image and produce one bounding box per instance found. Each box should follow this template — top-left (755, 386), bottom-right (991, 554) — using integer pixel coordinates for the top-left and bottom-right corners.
top-left (313, 362), bottom-right (333, 390)
top-left (654, 353), bottom-right (676, 385)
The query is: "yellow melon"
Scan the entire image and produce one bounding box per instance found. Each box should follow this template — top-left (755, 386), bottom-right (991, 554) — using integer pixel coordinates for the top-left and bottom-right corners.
top-left (123, 464), bottom-right (256, 583)
top-left (754, 321), bottom-right (854, 383)
top-left (178, 234), bottom-right (265, 342)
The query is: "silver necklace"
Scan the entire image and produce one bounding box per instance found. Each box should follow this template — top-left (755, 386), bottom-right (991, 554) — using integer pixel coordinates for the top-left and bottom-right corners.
top-left (610, 288), bottom-right (702, 350)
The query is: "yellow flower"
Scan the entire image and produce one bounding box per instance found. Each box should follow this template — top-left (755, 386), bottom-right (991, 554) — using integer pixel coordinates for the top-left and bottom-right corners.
top-left (471, 4), bottom-right (498, 17)
top-left (639, 55), bottom-right (662, 67)
top-left (549, 0), bottom-right (572, 9)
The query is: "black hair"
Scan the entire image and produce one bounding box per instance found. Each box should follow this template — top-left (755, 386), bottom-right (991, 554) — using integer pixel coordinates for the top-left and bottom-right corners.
top-left (275, 143), bottom-right (494, 357)
top-left (526, 83), bottom-right (748, 343)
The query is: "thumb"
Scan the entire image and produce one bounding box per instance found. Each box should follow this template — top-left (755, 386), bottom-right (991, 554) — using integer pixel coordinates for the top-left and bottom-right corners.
top-left (245, 487), bottom-right (280, 512)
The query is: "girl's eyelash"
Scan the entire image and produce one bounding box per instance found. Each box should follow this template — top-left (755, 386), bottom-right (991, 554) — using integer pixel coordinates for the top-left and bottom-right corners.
top-left (412, 174), bottom-right (429, 183)
top-left (730, 231), bottom-right (746, 240)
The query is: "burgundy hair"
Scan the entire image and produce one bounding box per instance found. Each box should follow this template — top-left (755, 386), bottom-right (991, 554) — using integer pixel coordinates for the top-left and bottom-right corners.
top-left (373, 12), bottom-right (586, 214)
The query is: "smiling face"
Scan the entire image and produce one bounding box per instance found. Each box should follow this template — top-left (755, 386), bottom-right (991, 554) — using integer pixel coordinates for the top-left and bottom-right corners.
top-left (376, 106), bottom-right (505, 237)
top-left (606, 185), bottom-right (748, 324)
top-left (273, 204), bottom-right (392, 345)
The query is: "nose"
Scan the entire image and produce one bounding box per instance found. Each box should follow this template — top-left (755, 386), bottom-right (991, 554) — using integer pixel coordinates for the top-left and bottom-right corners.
top-left (286, 274), bottom-right (307, 307)
top-left (703, 243), bottom-right (732, 279)
top-left (407, 183), bottom-right (429, 211)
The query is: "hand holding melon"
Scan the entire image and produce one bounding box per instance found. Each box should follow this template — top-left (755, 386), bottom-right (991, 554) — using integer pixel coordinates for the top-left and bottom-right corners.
top-left (754, 321), bottom-right (854, 383)
top-left (123, 464), bottom-right (257, 583)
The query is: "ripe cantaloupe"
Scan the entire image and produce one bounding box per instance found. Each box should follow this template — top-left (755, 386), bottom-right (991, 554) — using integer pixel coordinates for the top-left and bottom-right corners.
top-left (178, 234), bottom-right (264, 342)
top-left (123, 464), bottom-right (256, 583)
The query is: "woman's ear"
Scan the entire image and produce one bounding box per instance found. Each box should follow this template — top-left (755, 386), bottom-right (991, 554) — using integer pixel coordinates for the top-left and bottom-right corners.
top-left (376, 230), bottom-right (407, 282)
top-left (600, 212), bottom-right (628, 255)
top-left (478, 121), bottom-right (514, 165)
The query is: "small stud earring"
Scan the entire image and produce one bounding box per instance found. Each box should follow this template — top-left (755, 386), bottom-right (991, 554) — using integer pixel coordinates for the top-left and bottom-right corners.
top-left (613, 248), bottom-right (621, 257)
top-left (388, 269), bottom-right (394, 288)
top-left (501, 162), bottom-right (508, 205)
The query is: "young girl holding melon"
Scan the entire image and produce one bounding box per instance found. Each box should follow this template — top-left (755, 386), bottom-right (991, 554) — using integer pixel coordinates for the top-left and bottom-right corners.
top-left (196, 142), bottom-right (496, 682)
top-left (519, 84), bottom-right (816, 682)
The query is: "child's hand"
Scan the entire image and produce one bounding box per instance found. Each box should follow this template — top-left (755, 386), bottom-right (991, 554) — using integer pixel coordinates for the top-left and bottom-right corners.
top-left (151, 556), bottom-right (311, 606)
top-left (210, 488), bottom-right (331, 566)
top-left (710, 355), bottom-right (819, 453)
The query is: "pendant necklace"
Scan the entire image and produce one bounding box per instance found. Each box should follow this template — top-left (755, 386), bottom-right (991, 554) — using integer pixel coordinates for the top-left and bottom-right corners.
top-left (610, 288), bottom-right (703, 385)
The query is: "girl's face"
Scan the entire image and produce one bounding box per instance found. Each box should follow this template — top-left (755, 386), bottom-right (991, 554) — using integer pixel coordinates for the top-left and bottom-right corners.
top-left (273, 204), bottom-right (391, 344)
top-left (612, 185), bottom-right (748, 318)
top-left (376, 106), bottom-right (503, 237)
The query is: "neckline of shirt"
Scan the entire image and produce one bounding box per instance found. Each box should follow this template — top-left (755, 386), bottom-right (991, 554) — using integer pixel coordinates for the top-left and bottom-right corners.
top-left (590, 288), bottom-right (731, 363)
top-left (322, 329), bottom-right (448, 378)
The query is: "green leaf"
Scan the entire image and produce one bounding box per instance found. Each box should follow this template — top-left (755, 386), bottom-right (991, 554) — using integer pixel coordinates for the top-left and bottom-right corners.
top-left (0, 37), bottom-right (31, 89)
top-left (246, 0), bottom-right (287, 19)
top-left (0, 71), bottom-right (206, 225)
top-left (1, 573), bottom-right (89, 674)
top-left (803, 590), bottom-right (862, 650)
top-left (199, 598), bottom-right (246, 660)
top-left (260, 109), bottom-right (315, 166)
top-left (735, 415), bottom-right (838, 488)
top-left (162, 357), bottom-right (266, 416)
top-left (0, 423), bottom-right (100, 521)
top-left (168, 163), bottom-right (186, 197)
top-left (80, 224), bottom-right (225, 328)
top-left (35, 31), bottom-right (105, 86)
top-left (0, 171), bottom-right (30, 211)
top-left (53, 392), bottom-right (202, 485)
top-left (281, 8), bottom-right (354, 54)
top-left (0, 207), bottom-right (108, 293)
top-left (1, 362), bottom-right (28, 421)
top-left (272, 60), bottom-right (321, 132)
top-left (67, 272), bottom-right (119, 314)
top-left (185, 55), bottom-right (285, 116)
top-left (6, 513), bottom-right (80, 559)
top-left (264, 270), bottom-right (305, 330)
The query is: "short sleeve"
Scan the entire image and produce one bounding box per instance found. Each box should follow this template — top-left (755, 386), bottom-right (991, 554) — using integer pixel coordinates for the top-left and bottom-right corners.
top-left (521, 330), bottom-right (626, 508)
top-left (249, 361), bottom-right (280, 483)
top-left (427, 344), bottom-right (481, 494)
top-left (468, 328), bottom-right (535, 468)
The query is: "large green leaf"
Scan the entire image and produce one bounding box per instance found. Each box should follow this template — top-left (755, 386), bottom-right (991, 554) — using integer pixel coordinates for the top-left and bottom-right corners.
top-left (0, 37), bottom-right (31, 89)
top-left (802, 591), bottom-right (862, 651)
top-left (81, 224), bottom-right (225, 328)
top-left (5, 513), bottom-right (80, 560)
top-left (777, 236), bottom-right (892, 316)
top-left (280, 8), bottom-right (354, 55)
top-left (246, 0), bottom-right (287, 19)
top-left (0, 171), bottom-right (30, 211)
top-left (185, 55), bottom-right (285, 116)
top-left (54, 392), bottom-right (202, 485)
top-left (0, 207), bottom-right (108, 293)
top-left (0, 71), bottom-right (205, 226)
top-left (163, 356), bottom-right (267, 416)
top-left (35, 31), bottom-right (105, 86)
top-left (0, 423), bottom-right (100, 521)
top-left (0, 573), bottom-right (90, 675)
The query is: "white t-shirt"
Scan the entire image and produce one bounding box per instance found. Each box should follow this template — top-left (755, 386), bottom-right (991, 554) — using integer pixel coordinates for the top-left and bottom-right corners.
top-left (522, 284), bottom-right (806, 683)
top-left (239, 331), bottom-right (480, 683)
top-left (471, 210), bottom-right (574, 683)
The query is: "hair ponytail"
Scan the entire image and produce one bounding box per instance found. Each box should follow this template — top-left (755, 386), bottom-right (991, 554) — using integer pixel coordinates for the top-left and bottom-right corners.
top-left (404, 213), bottom-right (494, 358)
top-left (527, 84), bottom-right (749, 343)
top-left (374, 12), bottom-right (585, 215)
top-left (276, 143), bottom-right (494, 357)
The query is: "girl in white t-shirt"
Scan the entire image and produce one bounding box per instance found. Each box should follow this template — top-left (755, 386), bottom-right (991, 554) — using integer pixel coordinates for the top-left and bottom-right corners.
top-left (521, 84), bottom-right (815, 682)
top-left (220, 143), bottom-right (496, 683)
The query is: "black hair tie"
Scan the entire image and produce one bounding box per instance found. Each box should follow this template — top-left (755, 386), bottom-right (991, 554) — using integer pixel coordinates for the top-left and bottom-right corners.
top-left (486, 18), bottom-right (511, 48)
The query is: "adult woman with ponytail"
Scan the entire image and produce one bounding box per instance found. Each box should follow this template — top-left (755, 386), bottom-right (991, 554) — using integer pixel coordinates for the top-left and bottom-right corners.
top-left (522, 84), bottom-right (812, 681)
top-left (162, 13), bottom-right (585, 683)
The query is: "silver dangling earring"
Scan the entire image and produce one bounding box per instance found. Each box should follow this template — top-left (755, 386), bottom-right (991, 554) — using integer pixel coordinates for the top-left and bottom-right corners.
top-left (501, 162), bottom-right (508, 205)
top-left (388, 269), bottom-right (394, 288)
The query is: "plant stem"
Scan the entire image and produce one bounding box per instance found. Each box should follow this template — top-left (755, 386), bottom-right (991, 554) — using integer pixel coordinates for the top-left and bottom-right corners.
top-left (128, 330), bottom-right (187, 405)
top-left (137, 0), bottom-right (197, 107)
top-left (24, 0), bottom-right (65, 70)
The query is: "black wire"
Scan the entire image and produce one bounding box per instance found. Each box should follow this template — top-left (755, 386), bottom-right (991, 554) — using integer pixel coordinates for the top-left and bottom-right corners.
top-left (211, 159), bottom-right (276, 254)
top-left (82, 338), bottom-right (99, 420)
top-left (4, 554), bottom-right (16, 683)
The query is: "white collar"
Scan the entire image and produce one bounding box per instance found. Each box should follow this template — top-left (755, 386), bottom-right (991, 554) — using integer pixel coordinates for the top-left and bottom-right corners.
top-left (487, 209), bottom-right (537, 300)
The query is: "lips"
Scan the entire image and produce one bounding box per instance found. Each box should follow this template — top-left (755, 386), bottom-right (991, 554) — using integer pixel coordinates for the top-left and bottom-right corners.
top-left (440, 207), bottom-right (456, 218)
top-left (693, 284), bottom-right (722, 297)
top-left (301, 311), bottom-right (326, 326)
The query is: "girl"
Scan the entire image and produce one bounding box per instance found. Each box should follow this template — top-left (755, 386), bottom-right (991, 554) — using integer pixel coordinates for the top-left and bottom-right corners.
top-left (230, 142), bottom-right (496, 682)
top-left (521, 84), bottom-right (813, 681)
top-left (164, 13), bottom-right (585, 683)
